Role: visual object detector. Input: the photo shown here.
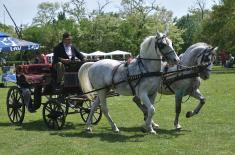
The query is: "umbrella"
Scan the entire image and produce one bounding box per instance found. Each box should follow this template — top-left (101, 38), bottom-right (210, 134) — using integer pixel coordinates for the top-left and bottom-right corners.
top-left (0, 32), bottom-right (40, 52)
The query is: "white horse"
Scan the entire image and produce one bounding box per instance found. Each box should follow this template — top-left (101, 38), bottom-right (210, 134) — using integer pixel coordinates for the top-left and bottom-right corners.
top-left (78, 32), bottom-right (179, 134)
top-left (134, 42), bottom-right (217, 130)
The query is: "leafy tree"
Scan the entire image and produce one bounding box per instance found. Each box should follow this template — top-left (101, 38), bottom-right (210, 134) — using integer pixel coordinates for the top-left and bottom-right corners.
top-left (21, 0), bottom-right (184, 58)
top-left (194, 0), bottom-right (235, 54)
top-left (32, 2), bottom-right (60, 26)
top-left (0, 23), bottom-right (15, 36)
top-left (62, 0), bottom-right (86, 23)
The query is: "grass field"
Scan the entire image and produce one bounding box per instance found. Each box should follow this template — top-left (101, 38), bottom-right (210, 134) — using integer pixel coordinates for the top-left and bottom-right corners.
top-left (0, 72), bottom-right (235, 155)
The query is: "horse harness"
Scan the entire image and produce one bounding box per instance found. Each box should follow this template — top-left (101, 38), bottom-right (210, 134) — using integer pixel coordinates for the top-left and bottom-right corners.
top-left (111, 35), bottom-right (175, 96)
top-left (162, 66), bottom-right (198, 93)
top-left (112, 57), bottom-right (163, 96)
top-left (81, 35), bottom-right (174, 95)
top-left (162, 47), bottom-right (214, 93)
top-left (162, 62), bottom-right (211, 93)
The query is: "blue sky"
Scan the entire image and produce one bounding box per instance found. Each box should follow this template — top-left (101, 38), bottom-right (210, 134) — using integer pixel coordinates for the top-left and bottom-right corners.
top-left (0, 0), bottom-right (216, 26)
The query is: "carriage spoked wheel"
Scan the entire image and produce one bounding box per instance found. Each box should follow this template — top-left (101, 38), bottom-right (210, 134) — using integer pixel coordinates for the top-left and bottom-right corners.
top-left (42, 99), bottom-right (68, 130)
top-left (80, 100), bottom-right (102, 125)
top-left (6, 86), bottom-right (25, 125)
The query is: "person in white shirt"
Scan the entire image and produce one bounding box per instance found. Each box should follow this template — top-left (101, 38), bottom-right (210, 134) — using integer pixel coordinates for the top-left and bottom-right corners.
top-left (53, 32), bottom-right (84, 86)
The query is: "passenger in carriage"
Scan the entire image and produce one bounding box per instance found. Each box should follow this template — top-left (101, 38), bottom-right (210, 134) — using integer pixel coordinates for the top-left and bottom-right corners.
top-left (52, 32), bottom-right (85, 86)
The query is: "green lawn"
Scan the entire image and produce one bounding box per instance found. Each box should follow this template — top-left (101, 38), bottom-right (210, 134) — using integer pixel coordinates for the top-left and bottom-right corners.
top-left (0, 73), bottom-right (235, 155)
top-left (212, 65), bottom-right (235, 73)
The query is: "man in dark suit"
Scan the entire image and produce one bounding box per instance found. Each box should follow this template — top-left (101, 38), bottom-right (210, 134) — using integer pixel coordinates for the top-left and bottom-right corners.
top-left (53, 32), bottom-right (84, 85)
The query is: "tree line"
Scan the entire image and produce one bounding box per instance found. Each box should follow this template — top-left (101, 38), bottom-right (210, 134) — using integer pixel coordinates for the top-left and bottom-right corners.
top-left (0, 0), bottom-right (234, 61)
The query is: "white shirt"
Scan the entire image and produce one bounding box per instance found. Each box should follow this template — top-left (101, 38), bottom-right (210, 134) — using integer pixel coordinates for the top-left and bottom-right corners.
top-left (64, 44), bottom-right (72, 59)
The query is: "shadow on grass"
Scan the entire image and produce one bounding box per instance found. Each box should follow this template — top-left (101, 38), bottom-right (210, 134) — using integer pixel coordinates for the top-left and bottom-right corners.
top-left (155, 128), bottom-right (191, 139)
top-left (51, 126), bottom-right (191, 142)
top-left (51, 129), bottom-right (146, 143)
top-left (0, 122), bottom-right (13, 126)
top-left (0, 120), bottom-right (83, 131)
top-left (0, 121), bottom-right (191, 142)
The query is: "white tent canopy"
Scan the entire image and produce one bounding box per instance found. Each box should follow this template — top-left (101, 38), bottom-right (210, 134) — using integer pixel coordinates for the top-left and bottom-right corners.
top-left (86, 51), bottom-right (108, 60)
top-left (88, 51), bottom-right (107, 56)
top-left (80, 52), bottom-right (89, 56)
top-left (107, 50), bottom-right (132, 60)
top-left (45, 50), bottom-right (132, 63)
top-left (109, 50), bottom-right (132, 56)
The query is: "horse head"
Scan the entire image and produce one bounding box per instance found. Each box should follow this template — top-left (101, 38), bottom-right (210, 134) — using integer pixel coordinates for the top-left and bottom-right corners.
top-left (140, 33), bottom-right (179, 65)
top-left (196, 46), bottom-right (217, 80)
top-left (155, 32), bottom-right (179, 65)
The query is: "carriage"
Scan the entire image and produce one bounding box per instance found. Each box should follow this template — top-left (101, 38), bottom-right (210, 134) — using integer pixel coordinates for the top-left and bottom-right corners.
top-left (6, 61), bottom-right (104, 129)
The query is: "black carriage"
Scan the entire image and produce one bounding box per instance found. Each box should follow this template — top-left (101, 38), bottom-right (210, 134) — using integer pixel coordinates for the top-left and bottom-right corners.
top-left (6, 61), bottom-right (102, 129)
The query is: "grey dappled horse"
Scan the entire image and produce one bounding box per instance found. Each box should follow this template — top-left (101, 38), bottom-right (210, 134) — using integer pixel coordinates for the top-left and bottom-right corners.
top-left (78, 32), bottom-right (179, 134)
top-left (135, 42), bottom-right (217, 130)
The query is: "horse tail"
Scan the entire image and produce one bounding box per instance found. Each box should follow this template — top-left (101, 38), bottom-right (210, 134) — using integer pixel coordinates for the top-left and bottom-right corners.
top-left (78, 62), bottom-right (95, 100)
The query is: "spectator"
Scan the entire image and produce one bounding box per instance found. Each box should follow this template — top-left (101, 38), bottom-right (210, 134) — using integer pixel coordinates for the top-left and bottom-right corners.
top-left (220, 50), bottom-right (227, 66)
top-left (40, 52), bottom-right (49, 64)
top-left (225, 53), bottom-right (234, 68)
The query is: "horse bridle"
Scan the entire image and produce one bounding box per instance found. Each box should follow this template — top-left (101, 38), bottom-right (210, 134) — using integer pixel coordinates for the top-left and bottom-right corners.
top-left (197, 47), bottom-right (215, 72)
top-left (155, 35), bottom-right (175, 61)
top-left (139, 35), bottom-right (175, 61)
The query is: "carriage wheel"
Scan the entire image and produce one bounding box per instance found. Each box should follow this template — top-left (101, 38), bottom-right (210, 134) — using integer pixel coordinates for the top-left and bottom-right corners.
top-left (6, 86), bottom-right (25, 125)
top-left (80, 100), bottom-right (102, 125)
top-left (42, 99), bottom-right (68, 130)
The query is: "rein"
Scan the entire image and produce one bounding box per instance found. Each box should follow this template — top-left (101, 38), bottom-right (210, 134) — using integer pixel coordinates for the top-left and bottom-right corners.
top-left (163, 63), bottom-right (210, 76)
top-left (82, 70), bottom-right (163, 96)
top-left (82, 58), bottom-right (163, 96)
top-left (161, 63), bottom-right (209, 95)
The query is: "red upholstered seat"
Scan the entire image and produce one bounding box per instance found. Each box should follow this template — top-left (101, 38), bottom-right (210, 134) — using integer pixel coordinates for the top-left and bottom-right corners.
top-left (16, 64), bottom-right (52, 85)
top-left (17, 64), bottom-right (52, 74)
top-left (23, 74), bottom-right (46, 84)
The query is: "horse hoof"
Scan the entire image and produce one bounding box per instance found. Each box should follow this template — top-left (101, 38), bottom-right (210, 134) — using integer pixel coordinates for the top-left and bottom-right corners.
top-left (85, 127), bottom-right (93, 133)
top-left (112, 124), bottom-right (120, 133)
top-left (142, 125), bottom-right (156, 134)
top-left (149, 130), bottom-right (156, 134)
top-left (175, 124), bottom-right (182, 130)
top-left (113, 128), bottom-right (120, 133)
top-left (186, 111), bottom-right (193, 118)
top-left (152, 123), bottom-right (160, 130)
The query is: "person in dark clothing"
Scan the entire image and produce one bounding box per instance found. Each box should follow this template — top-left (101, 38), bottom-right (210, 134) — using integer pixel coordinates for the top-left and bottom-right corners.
top-left (53, 32), bottom-right (84, 85)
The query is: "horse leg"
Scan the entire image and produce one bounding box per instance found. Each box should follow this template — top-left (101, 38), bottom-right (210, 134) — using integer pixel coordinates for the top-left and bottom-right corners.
top-left (132, 96), bottom-right (148, 121)
top-left (174, 93), bottom-right (183, 130)
top-left (186, 89), bottom-right (205, 118)
top-left (98, 90), bottom-right (119, 133)
top-left (149, 93), bottom-right (160, 129)
top-left (133, 95), bottom-right (159, 129)
top-left (139, 93), bottom-right (156, 134)
top-left (85, 97), bottom-right (100, 133)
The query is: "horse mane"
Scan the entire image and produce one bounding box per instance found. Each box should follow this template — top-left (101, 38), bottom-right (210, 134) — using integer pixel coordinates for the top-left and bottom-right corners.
top-left (140, 36), bottom-right (156, 57)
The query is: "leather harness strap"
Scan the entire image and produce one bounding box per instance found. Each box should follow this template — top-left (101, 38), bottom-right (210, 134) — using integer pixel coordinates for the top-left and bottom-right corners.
top-left (162, 66), bottom-right (200, 93)
top-left (126, 58), bottom-right (163, 96)
top-left (112, 63), bottom-right (124, 89)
